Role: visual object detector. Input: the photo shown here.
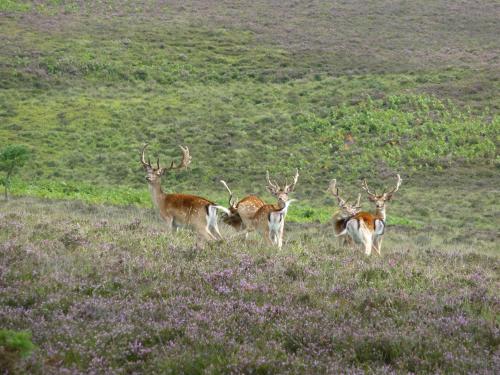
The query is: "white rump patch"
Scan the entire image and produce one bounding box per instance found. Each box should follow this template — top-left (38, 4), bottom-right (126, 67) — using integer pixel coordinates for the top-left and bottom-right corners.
top-left (346, 220), bottom-right (361, 244)
top-left (207, 205), bottom-right (218, 228)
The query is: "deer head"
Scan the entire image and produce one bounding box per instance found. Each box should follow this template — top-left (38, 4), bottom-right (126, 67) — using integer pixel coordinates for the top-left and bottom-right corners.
top-left (328, 179), bottom-right (362, 216)
top-left (140, 144), bottom-right (191, 184)
top-left (361, 174), bottom-right (402, 210)
top-left (266, 169), bottom-right (299, 208)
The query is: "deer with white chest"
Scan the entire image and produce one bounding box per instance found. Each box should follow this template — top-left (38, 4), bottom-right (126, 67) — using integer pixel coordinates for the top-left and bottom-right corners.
top-left (141, 144), bottom-right (230, 245)
top-left (247, 169), bottom-right (299, 249)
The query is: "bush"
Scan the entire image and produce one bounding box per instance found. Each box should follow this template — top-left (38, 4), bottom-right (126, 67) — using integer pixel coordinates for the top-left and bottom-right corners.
top-left (0, 144), bottom-right (30, 199)
top-left (0, 329), bottom-right (35, 373)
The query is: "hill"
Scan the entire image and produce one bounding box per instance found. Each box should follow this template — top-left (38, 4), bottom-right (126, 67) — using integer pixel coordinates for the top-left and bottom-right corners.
top-left (0, 2), bottom-right (499, 373)
top-left (1, 0), bottom-right (498, 211)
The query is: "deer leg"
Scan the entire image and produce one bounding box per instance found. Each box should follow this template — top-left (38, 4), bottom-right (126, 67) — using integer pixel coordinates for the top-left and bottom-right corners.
top-left (277, 222), bottom-right (285, 249)
top-left (373, 236), bottom-right (383, 255)
top-left (194, 228), bottom-right (216, 250)
top-left (210, 222), bottom-right (224, 241)
top-left (262, 228), bottom-right (273, 246)
top-left (161, 216), bottom-right (175, 232)
top-left (172, 219), bottom-right (180, 232)
top-left (363, 234), bottom-right (373, 256)
top-left (358, 226), bottom-right (372, 256)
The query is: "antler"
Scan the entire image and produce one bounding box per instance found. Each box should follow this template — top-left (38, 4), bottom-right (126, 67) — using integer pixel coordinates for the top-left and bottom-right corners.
top-left (140, 143), bottom-right (152, 169)
top-left (354, 193), bottom-right (361, 208)
top-left (328, 179), bottom-right (346, 206)
top-left (329, 179), bottom-right (362, 214)
top-left (266, 170), bottom-right (280, 194)
top-left (361, 178), bottom-right (377, 198)
top-left (284, 168), bottom-right (299, 193)
top-left (220, 180), bottom-right (237, 208)
top-left (166, 145), bottom-right (192, 171)
top-left (384, 174), bottom-right (402, 198)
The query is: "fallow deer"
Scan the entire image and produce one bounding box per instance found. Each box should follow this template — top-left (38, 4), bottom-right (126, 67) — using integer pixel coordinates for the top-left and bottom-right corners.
top-left (343, 174), bottom-right (402, 255)
top-left (141, 144), bottom-right (230, 244)
top-left (247, 169), bottom-right (299, 249)
top-left (328, 179), bottom-right (362, 246)
top-left (219, 180), bottom-right (265, 233)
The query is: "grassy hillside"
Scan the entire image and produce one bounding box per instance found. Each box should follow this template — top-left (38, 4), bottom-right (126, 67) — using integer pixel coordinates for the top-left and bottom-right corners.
top-left (1, 0), bottom-right (498, 211)
top-left (1, 198), bottom-right (499, 373)
top-left (0, 2), bottom-right (499, 372)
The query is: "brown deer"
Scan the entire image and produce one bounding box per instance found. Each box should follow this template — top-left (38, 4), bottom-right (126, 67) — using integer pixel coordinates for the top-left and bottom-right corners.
top-left (141, 144), bottom-right (230, 244)
top-left (343, 174), bottom-right (402, 255)
top-left (219, 180), bottom-right (265, 234)
top-left (246, 169), bottom-right (299, 249)
top-left (328, 179), bottom-right (362, 246)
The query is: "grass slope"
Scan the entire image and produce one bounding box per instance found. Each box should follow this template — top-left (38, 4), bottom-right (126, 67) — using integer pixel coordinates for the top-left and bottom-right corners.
top-left (0, 197), bottom-right (498, 373)
top-left (0, 2), bottom-right (499, 373)
top-left (1, 1), bottom-right (498, 213)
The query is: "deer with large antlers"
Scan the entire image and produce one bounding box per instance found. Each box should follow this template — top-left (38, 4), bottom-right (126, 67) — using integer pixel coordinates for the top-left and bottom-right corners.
top-left (341, 174), bottom-right (402, 255)
top-left (244, 169), bottom-right (299, 249)
top-left (328, 179), bottom-right (362, 246)
top-left (141, 144), bottom-right (230, 245)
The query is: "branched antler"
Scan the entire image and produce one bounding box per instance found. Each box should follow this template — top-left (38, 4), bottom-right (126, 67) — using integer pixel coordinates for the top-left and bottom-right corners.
top-left (141, 144), bottom-right (191, 172)
top-left (328, 179), bottom-right (346, 206)
top-left (384, 174), bottom-right (402, 199)
top-left (330, 179), bottom-right (362, 215)
top-left (167, 146), bottom-right (192, 171)
top-left (362, 174), bottom-right (402, 200)
top-left (284, 169), bottom-right (299, 193)
top-left (361, 178), bottom-right (377, 198)
top-left (266, 170), bottom-right (281, 195)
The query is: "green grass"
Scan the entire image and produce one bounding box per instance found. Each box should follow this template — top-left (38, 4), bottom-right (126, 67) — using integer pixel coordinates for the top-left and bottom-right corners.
top-left (1, 3), bottom-right (498, 197)
top-left (0, 1), bottom-right (498, 224)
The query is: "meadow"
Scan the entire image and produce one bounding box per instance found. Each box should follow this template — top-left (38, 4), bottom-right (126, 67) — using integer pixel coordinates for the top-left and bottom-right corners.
top-left (1, 197), bottom-right (499, 373)
top-left (0, 0), bottom-right (499, 373)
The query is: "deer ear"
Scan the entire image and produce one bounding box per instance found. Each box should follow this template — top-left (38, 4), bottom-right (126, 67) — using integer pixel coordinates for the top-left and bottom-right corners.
top-left (159, 168), bottom-right (166, 176)
top-left (368, 195), bottom-right (377, 202)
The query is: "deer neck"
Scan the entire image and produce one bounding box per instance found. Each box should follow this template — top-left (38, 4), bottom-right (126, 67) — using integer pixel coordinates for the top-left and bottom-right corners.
top-left (375, 206), bottom-right (386, 221)
top-left (148, 181), bottom-right (165, 209)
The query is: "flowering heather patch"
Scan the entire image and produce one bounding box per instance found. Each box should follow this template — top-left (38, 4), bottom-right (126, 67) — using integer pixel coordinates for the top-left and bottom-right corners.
top-left (0, 197), bottom-right (498, 373)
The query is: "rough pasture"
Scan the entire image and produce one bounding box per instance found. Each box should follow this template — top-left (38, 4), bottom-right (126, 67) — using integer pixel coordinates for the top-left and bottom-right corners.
top-left (0, 198), bottom-right (498, 373)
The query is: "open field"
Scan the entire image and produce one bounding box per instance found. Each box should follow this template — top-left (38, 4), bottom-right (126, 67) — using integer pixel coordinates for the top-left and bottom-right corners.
top-left (1, 0), bottom-right (498, 204)
top-left (1, 0), bottom-right (499, 373)
top-left (1, 197), bottom-right (499, 373)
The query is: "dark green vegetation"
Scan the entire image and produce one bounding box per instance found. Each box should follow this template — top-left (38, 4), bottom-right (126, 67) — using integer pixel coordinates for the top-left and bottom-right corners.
top-left (0, 328), bottom-right (36, 373)
top-left (0, 144), bottom-right (30, 198)
top-left (1, 198), bottom-right (498, 373)
top-left (0, 1), bottom-right (499, 373)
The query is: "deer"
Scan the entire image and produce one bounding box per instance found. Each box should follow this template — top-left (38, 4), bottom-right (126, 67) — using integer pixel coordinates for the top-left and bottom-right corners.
top-left (328, 179), bottom-right (362, 246)
top-left (342, 174), bottom-right (402, 255)
top-left (219, 180), bottom-right (265, 234)
top-left (245, 169), bottom-right (299, 249)
top-left (140, 144), bottom-right (230, 245)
